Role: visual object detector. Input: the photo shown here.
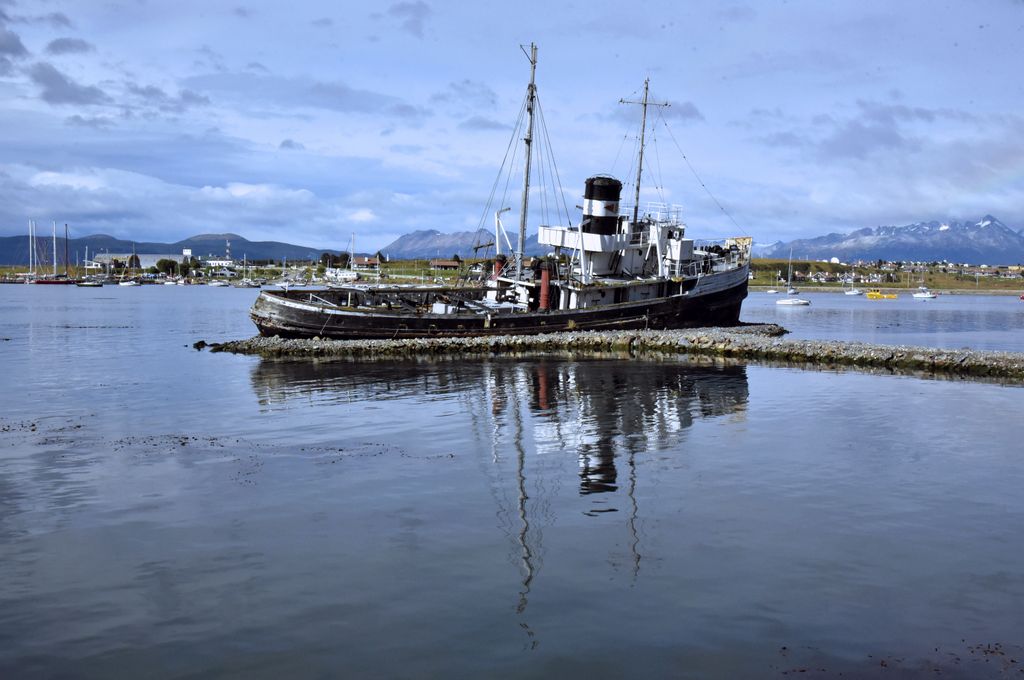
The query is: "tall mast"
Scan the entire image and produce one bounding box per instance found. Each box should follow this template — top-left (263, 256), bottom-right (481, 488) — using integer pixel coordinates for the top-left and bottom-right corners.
top-left (633, 79), bottom-right (649, 225)
top-left (52, 221), bottom-right (57, 277)
top-left (620, 79), bottom-right (669, 224)
top-left (28, 220), bottom-right (33, 275)
top-left (64, 224), bottom-right (69, 277)
top-left (516, 42), bottom-right (538, 279)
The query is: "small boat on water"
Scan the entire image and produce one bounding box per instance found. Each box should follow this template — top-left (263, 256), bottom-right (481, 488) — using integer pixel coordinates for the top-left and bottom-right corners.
top-left (776, 250), bottom-right (809, 306)
top-left (765, 288), bottom-right (779, 294)
top-left (117, 242), bottom-right (141, 286)
top-left (250, 46), bottom-right (751, 340)
top-left (866, 289), bottom-right (897, 300)
top-left (842, 269), bottom-right (863, 295)
top-left (76, 280), bottom-right (103, 288)
top-left (912, 286), bottom-right (937, 299)
top-left (207, 280), bottom-right (230, 287)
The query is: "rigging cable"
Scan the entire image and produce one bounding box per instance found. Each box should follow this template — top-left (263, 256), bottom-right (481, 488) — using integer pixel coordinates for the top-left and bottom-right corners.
top-left (533, 97), bottom-right (549, 226)
top-left (622, 117), bottom-right (642, 214)
top-left (658, 110), bottom-right (747, 235)
top-left (610, 133), bottom-right (630, 177)
top-left (532, 95), bottom-right (573, 228)
top-left (501, 102), bottom-right (529, 227)
top-left (535, 95), bottom-right (573, 228)
top-left (648, 125), bottom-right (667, 206)
top-left (476, 95), bottom-right (529, 235)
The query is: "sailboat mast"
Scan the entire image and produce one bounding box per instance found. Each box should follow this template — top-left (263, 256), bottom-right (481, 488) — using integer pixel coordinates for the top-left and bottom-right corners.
top-left (516, 42), bottom-right (538, 280)
top-left (28, 220), bottom-right (33, 275)
top-left (632, 78), bottom-right (650, 225)
top-left (64, 224), bottom-right (69, 278)
top-left (52, 221), bottom-right (57, 277)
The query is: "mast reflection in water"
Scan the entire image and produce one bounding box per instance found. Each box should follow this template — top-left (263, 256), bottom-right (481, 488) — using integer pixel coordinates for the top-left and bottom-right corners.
top-left (250, 356), bottom-right (749, 507)
top-left (251, 356), bottom-right (749, 602)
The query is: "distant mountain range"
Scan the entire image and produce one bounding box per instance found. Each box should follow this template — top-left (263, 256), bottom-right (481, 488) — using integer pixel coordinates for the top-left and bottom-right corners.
top-left (755, 215), bottom-right (1024, 264)
top-left (0, 232), bottom-right (339, 266)
top-left (3, 215), bottom-right (1022, 266)
top-left (378, 229), bottom-right (546, 260)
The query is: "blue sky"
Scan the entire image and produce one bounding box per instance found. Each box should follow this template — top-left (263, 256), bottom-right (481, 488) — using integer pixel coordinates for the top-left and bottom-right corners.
top-left (1, 0), bottom-right (1022, 251)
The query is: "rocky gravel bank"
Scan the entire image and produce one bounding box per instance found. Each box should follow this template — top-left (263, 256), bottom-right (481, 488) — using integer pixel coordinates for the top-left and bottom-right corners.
top-left (199, 325), bottom-right (1024, 381)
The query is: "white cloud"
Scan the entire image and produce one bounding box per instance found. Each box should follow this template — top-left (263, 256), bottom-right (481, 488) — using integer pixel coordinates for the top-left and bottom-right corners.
top-left (29, 170), bottom-right (106, 191)
top-left (198, 182), bottom-right (314, 203)
top-left (348, 208), bottom-right (376, 222)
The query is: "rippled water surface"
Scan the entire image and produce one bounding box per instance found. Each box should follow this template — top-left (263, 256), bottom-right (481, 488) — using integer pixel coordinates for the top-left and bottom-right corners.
top-left (1, 285), bottom-right (1023, 678)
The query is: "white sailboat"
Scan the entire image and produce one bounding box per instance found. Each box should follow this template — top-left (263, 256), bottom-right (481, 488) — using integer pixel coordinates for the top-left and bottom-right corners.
top-left (325, 234), bottom-right (360, 285)
top-left (844, 271), bottom-right (863, 295)
top-left (234, 254), bottom-right (260, 288)
top-left (776, 250), bottom-right (810, 306)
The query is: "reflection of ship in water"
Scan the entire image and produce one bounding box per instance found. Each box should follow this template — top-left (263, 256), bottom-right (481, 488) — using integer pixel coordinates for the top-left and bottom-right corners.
top-left (250, 357), bottom-right (749, 504)
top-left (520, 359), bottom-right (749, 504)
top-left (249, 356), bottom-right (748, 625)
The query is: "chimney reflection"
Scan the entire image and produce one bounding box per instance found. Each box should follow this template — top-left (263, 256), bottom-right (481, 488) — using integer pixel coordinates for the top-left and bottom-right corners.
top-left (250, 357), bottom-right (750, 504)
top-left (249, 355), bottom-right (750, 619)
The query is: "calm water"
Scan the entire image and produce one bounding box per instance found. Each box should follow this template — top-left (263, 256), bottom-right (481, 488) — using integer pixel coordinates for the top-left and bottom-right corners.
top-left (2, 285), bottom-right (1023, 678)
top-left (743, 289), bottom-right (1024, 352)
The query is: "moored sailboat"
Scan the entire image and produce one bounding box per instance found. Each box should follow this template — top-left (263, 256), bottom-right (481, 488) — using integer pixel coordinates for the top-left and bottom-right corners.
top-left (776, 250), bottom-right (810, 306)
top-left (117, 242), bottom-right (142, 286)
top-left (844, 272), bottom-right (863, 295)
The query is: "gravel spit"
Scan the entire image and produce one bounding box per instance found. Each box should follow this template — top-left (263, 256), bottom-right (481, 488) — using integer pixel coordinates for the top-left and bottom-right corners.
top-left (200, 324), bottom-right (1024, 382)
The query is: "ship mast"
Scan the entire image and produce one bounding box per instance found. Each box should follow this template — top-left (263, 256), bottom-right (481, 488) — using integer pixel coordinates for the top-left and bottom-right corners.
top-left (620, 79), bottom-right (669, 224)
top-left (516, 42), bottom-right (538, 280)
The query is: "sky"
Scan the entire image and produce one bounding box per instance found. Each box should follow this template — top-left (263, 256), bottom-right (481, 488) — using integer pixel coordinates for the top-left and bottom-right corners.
top-left (1, 0), bottom-right (1023, 252)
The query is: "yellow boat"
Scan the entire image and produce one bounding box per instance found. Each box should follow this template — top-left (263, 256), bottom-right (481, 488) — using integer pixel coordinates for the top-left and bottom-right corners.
top-left (866, 289), bottom-right (897, 300)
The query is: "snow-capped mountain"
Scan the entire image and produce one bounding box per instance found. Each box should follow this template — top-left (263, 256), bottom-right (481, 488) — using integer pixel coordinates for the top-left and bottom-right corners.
top-left (750, 240), bottom-right (784, 258)
top-left (761, 215), bottom-right (1024, 264)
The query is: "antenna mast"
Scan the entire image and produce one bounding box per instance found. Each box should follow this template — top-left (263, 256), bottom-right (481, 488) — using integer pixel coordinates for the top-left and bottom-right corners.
top-left (516, 42), bottom-right (538, 279)
top-left (620, 78), bottom-right (669, 224)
